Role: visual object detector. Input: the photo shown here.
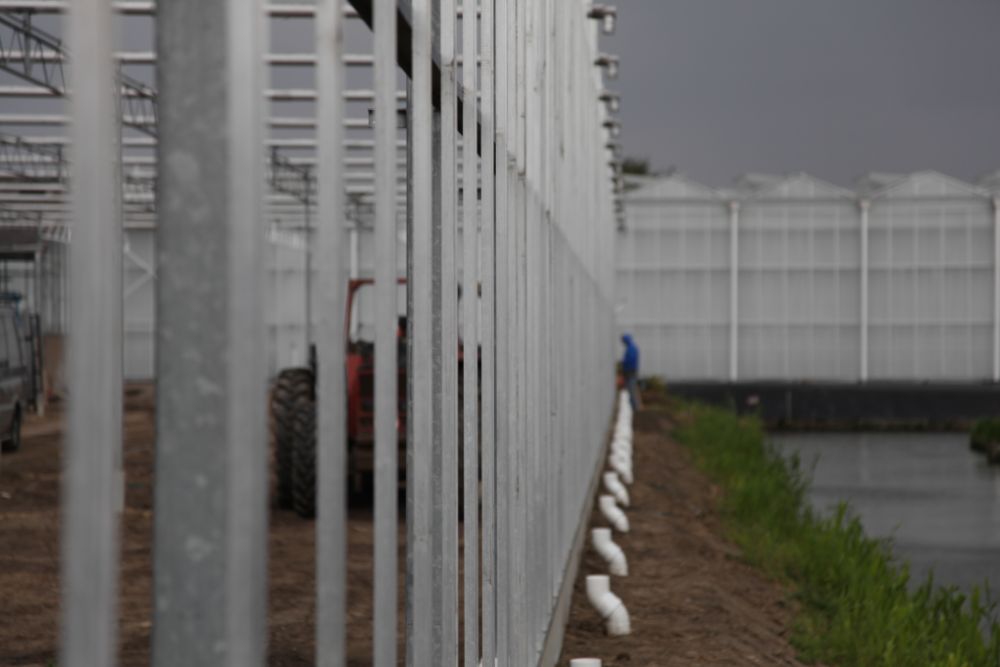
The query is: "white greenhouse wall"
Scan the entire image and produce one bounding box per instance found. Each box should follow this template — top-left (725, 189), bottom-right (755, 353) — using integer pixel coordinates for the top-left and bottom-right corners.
top-left (617, 171), bottom-right (1000, 383)
top-left (737, 177), bottom-right (861, 381)
top-left (867, 174), bottom-right (994, 381)
top-left (617, 177), bottom-right (730, 380)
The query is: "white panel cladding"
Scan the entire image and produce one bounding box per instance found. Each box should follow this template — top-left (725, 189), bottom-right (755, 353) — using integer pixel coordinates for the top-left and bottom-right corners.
top-left (738, 195), bottom-right (860, 381)
top-left (868, 177), bottom-right (994, 381)
top-left (617, 177), bottom-right (729, 381)
top-left (618, 171), bottom-right (998, 383)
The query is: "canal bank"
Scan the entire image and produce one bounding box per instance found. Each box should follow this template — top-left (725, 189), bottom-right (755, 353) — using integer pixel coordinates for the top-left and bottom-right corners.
top-left (671, 394), bottom-right (1000, 666)
top-left (772, 432), bottom-right (1000, 597)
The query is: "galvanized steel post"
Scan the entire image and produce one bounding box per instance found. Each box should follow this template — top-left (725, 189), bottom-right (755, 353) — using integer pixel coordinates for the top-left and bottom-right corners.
top-left (407, 0), bottom-right (435, 664)
top-left (461, 1), bottom-right (480, 664)
top-left (153, 1), bottom-right (268, 665)
top-left (61, 0), bottom-right (121, 664)
top-left (373, 0), bottom-right (399, 663)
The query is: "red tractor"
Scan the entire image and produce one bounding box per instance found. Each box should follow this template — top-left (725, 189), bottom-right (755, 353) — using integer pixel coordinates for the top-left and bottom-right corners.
top-left (270, 278), bottom-right (407, 517)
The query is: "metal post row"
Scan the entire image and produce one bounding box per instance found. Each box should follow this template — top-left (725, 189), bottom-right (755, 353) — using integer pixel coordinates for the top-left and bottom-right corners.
top-left (43, 0), bottom-right (622, 665)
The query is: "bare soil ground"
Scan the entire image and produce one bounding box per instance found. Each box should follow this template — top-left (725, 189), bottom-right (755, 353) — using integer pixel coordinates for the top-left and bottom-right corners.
top-left (0, 384), bottom-right (405, 666)
top-left (3, 385), bottom-right (802, 666)
top-left (559, 395), bottom-right (806, 667)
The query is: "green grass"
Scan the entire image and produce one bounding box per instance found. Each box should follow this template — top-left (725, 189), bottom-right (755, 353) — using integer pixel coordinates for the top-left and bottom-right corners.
top-left (970, 419), bottom-right (1000, 453)
top-left (672, 401), bottom-right (1000, 667)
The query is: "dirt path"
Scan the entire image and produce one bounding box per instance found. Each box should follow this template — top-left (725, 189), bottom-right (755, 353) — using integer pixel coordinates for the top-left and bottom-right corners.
top-left (0, 385), bottom-right (404, 667)
top-left (559, 398), bottom-right (805, 667)
top-left (3, 386), bottom-right (802, 666)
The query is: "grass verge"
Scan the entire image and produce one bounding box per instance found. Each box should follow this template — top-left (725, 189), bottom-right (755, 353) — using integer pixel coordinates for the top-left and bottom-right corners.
top-left (672, 400), bottom-right (1000, 667)
top-left (970, 419), bottom-right (1000, 453)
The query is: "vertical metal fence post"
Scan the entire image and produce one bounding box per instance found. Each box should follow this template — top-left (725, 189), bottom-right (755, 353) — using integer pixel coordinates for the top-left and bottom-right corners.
top-left (373, 1), bottom-right (399, 664)
top-left (61, 0), bottom-right (121, 663)
top-left (408, 0), bottom-right (435, 663)
top-left (315, 1), bottom-right (348, 664)
top-left (154, 0), bottom-right (225, 662)
top-left (492, 0), bottom-right (510, 659)
top-left (438, 1), bottom-right (461, 661)
top-left (461, 0), bottom-right (480, 664)
top-left (511, 1), bottom-right (526, 657)
top-left (223, 0), bottom-right (268, 664)
top-left (478, 0), bottom-right (497, 660)
top-left (154, 0), bottom-right (267, 662)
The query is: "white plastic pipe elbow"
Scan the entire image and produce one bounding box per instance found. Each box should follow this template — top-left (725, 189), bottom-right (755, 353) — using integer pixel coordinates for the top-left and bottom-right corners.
top-left (603, 471), bottom-right (630, 507)
top-left (611, 436), bottom-right (631, 457)
top-left (592, 527), bottom-right (628, 576)
top-left (586, 575), bottom-right (631, 636)
top-left (599, 494), bottom-right (629, 533)
top-left (608, 452), bottom-right (633, 485)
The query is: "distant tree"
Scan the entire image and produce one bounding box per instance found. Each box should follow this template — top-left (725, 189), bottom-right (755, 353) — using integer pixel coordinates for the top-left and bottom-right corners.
top-left (622, 157), bottom-right (650, 175)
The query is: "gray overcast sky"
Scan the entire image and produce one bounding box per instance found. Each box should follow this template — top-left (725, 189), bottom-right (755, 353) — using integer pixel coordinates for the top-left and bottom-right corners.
top-left (605, 0), bottom-right (1000, 188)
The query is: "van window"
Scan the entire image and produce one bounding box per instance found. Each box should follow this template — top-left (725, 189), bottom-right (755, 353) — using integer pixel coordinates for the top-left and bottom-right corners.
top-left (3, 313), bottom-right (22, 369)
top-left (0, 314), bottom-right (8, 368)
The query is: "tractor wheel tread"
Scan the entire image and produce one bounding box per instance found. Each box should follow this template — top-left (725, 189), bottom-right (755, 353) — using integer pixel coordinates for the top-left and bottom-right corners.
top-left (291, 396), bottom-right (317, 518)
top-left (270, 368), bottom-right (313, 509)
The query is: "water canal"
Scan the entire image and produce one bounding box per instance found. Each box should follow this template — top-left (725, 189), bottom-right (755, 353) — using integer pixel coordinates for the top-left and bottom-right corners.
top-left (771, 432), bottom-right (1000, 594)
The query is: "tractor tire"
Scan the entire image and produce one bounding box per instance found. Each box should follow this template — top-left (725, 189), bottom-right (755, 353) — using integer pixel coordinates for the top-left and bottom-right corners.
top-left (2, 408), bottom-right (21, 453)
top-left (291, 396), bottom-right (318, 518)
top-left (271, 368), bottom-right (314, 509)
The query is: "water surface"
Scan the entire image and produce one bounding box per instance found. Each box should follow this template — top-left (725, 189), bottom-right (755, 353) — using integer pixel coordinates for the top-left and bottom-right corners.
top-left (771, 432), bottom-right (1000, 593)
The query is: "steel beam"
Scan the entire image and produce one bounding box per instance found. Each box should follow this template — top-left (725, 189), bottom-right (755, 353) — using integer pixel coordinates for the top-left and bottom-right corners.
top-left (314, 0), bottom-right (349, 663)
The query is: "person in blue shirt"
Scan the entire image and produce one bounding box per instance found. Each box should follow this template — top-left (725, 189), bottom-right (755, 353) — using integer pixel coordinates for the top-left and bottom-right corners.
top-left (621, 333), bottom-right (640, 411)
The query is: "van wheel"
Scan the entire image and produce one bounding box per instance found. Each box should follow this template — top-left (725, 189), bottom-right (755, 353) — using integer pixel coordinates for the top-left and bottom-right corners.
top-left (291, 397), bottom-right (317, 519)
top-left (2, 409), bottom-right (21, 453)
top-left (271, 368), bottom-right (314, 509)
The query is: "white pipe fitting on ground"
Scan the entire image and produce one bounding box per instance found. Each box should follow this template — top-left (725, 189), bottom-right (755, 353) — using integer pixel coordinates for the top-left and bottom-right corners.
top-left (592, 527), bottom-right (628, 576)
top-left (611, 436), bottom-right (631, 457)
top-left (599, 494), bottom-right (629, 533)
top-left (603, 471), bottom-right (630, 507)
top-left (586, 574), bottom-right (631, 636)
top-left (570, 659), bottom-right (602, 667)
top-left (608, 451), bottom-right (633, 485)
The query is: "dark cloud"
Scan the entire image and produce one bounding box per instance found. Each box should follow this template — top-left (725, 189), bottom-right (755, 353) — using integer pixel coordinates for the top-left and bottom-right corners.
top-left (605, 0), bottom-right (1000, 187)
